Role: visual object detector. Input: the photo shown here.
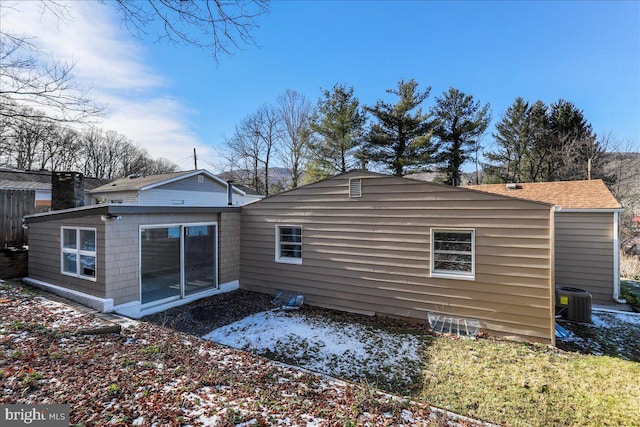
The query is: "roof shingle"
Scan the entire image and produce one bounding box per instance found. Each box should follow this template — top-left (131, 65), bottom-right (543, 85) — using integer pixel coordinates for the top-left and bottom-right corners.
top-left (467, 179), bottom-right (621, 209)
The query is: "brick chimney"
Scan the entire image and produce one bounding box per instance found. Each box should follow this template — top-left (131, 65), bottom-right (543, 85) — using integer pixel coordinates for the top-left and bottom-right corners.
top-left (52, 172), bottom-right (84, 210)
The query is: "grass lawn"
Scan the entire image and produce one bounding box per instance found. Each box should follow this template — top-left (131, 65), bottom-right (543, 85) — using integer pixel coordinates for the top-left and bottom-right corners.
top-left (211, 308), bottom-right (640, 427)
top-left (420, 336), bottom-right (639, 427)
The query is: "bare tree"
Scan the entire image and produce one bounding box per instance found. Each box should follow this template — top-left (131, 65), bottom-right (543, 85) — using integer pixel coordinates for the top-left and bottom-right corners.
top-left (3, 107), bottom-right (55, 170)
top-left (0, 2), bottom-right (104, 123)
top-left (252, 104), bottom-right (283, 196)
top-left (144, 157), bottom-right (179, 175)
top-left (225, 104), bottom-right (283, 195)
top-left (47, 127), bottom-right (81, 171)
top-left (277, 89), bottom-right (312, 189)
top-left (109, 0), bottom-right (270, 61)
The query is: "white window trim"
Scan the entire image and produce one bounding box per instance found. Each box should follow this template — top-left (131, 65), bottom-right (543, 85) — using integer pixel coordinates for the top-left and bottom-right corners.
top-left (430, 228), bottom-right (475, 280)
top-left (275, 225), bottom-right (303, 265)
top-left (61, 226), bottom-right (97, 282)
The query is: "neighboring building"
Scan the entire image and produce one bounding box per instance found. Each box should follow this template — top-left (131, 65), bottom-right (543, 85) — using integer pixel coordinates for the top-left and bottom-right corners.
top-left (468, 180), bottom-right (624, 305)
top-left (89, 170), bottom-right (262, 206)
top-left (240, 171), bottom-right (557, 344)
top-left (0, 167), bottom-right (110, 209)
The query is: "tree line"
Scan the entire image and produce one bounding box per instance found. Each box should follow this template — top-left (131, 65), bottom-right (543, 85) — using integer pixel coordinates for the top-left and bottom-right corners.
top-left (225, 78), bottom-right (610, 195)
top-left (0, 106), bottom-right (178, 178)
top-left (1, 0), bottom-right (269, 179)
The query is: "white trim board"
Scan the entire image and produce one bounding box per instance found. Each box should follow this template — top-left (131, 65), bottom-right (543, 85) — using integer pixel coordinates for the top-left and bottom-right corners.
top-left (23, 277), bottom-right (114, 313)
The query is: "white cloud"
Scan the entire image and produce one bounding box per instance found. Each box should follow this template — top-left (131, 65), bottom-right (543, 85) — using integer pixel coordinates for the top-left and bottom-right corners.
top-left (2, 1), bottom-right (209, 169)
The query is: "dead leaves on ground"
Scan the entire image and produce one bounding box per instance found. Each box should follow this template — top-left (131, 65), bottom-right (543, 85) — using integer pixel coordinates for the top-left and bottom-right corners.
top-left (0, 284), bottom-right (480, 426)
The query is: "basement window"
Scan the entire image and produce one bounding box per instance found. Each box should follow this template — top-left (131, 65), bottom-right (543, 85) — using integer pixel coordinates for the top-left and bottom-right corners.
top-left (349, 178), bottom-right (362, 198)
top-left (61, 227), bottom-right (97, 281)
top-left (276, 225), bottom-right (303, 264)
top-left (430, 229), bottom-right (475, 280)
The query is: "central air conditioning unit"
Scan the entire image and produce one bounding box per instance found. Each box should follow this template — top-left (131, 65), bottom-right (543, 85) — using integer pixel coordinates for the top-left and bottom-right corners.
top-left (556, 286), bottom-right (592, 323)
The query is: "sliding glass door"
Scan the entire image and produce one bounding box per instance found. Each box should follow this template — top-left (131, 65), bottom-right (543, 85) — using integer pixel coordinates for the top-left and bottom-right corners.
top-left (184, 225), bottom-right (217, 297)
top-left (140, 223), bottom-right (218, 306)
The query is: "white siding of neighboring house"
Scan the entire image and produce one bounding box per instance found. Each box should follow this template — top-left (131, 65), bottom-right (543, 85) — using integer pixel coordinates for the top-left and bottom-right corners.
top-left (91, 191), bottom-right (138, 204)
top-left (138, 188), bottom-right (229, 206)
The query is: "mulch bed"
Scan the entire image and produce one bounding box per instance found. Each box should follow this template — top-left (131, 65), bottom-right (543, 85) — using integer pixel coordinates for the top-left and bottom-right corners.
top-left (142, 289), bottom-right (276, 337)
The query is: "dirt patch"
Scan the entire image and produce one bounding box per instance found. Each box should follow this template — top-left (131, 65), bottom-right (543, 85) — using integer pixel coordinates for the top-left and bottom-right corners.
top-left (141, 289), bottom-right (276, 337)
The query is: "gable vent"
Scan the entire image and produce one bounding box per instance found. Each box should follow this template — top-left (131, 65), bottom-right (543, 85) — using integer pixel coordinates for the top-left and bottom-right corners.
top-left (349, 178), bottom-right (362, 198)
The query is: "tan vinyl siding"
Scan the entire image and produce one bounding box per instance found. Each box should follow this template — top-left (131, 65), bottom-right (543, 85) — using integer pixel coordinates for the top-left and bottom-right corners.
top-left (28, 216), bottom-right (106, 298)
top-left (555, 212), bottom-right (615, 304)
top-left (103, 212), bottom-right (240, 305)
top-left (219, 212), bottom-right (240, 284)
top-left (28, 211), bottom-right (241, 306)
top-left (240, 172), bottom-right (554, 344)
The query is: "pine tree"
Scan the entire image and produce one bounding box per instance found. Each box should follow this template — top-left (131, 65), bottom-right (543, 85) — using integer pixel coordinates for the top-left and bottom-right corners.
top-left (432, 88), bottom-right (490, 186)
top-left (309, 84), bottom-right (366, 178)
top-left (485, 97), bottom-right (604, 183)
top-left (364, 79), bottom-right (436, 176)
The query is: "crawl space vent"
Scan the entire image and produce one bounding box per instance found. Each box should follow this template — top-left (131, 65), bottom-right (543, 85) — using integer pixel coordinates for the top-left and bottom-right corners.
top-left (349, 178), bottom-right (362, 198)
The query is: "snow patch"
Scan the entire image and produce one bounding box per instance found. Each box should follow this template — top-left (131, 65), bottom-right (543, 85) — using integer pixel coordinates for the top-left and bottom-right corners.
top-left (204, 310), bottom-right (423, 391)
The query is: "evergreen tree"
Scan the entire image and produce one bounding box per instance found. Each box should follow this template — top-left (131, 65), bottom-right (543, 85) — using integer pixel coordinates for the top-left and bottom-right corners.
top-left (524, 100), bottom-right (551, 182)
top-left (485, 97), bottom-right (604, 183)
top-left (546, 99), bottom-right (599, 181)
top-left (364, 79), bottom-right (436, 176)
top-left (432, 88), bottom-right (490, 186)
top-left (309, 84), bottom-right (366, 178)
top-left (484, 97), bottom-right (529, 182)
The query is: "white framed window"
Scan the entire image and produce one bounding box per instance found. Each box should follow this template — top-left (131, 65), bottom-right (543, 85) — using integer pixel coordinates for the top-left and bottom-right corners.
top-left (349, 178), bottom-right (362, 198)
top-left (61, 227), bottom-right (97, 281)
top-left (276, 225), bottom-right (303, 264)
top-left (430, 229), bottom-right (475, 279)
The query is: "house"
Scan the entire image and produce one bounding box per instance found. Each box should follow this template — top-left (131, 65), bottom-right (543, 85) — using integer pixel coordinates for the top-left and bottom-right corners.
top-left (0, 168), bottom-right (111, 249)
top-left (22, 171), bottom-right (258, 318)
top-left (22, 171), bottom-right (623, 345)
top-left (89, 169), bottom-right (262, 206)
top-left (0, 167), bottom-right (110, 210)
top-left (23, 204), bottom-right (241, 318)
top-left (468, 180), bottom-right (624, 306)
top-left (240, 171), bottom-right (557, 344)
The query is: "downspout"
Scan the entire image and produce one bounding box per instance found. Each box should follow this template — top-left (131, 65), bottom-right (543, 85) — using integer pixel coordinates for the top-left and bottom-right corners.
top-left (612, 210), bottom-right (626, 304)
top-left (549, 206), bottom-right (556, 347)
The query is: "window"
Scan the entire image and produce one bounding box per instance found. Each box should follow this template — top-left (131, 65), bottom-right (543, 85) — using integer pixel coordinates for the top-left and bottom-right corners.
top-left (430, 229), bottom-right (475, 279)
top-left (276, 226), bottom-right (302, 264)
top-left (61, 227), bottom-right (97, 280)
top-left (349, 178), bottom-right (362, 198)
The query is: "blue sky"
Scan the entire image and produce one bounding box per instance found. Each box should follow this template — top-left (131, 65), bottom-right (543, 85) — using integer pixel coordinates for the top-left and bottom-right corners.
top-left (5, 1), bottom-right (639, 171)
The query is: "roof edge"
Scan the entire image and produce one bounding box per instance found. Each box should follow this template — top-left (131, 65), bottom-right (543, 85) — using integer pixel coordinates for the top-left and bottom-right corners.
top-left (24, 203), bottom-right (240, 224)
